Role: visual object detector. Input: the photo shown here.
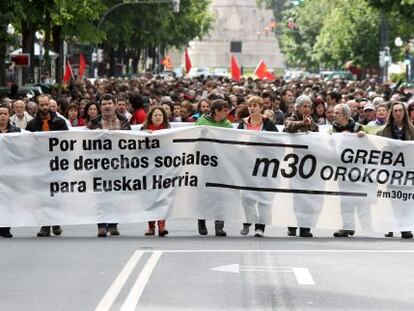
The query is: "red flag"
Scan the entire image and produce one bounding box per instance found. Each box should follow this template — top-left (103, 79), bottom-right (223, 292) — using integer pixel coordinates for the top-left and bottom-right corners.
top-left (254, 60), bottom-right (275, 80)
top-left (230, 55), bottom-right (241, 81)
top-left (184, 48), bottom-right (192, 74)
top-left (79, 53), bottom-right (86, 80)
top-left (63, 60), bottom-right (73, 83)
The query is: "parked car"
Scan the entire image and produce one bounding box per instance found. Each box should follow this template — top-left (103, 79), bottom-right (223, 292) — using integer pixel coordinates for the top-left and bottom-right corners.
top-left (324, 71), bottom-right (355, 81)
top-left (212, 68), bottom-right (229, 78)
top-left (17, 84), bottom-right (43, 98)
top-left (188, 67), bottom-right (211, 79)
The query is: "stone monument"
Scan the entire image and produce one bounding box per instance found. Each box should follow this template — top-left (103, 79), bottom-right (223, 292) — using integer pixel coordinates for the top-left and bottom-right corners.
top-left (187, 0), bottom-right (283, 70)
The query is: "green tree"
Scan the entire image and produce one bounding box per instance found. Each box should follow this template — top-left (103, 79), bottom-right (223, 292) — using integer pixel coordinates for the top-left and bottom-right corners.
top-left (0, 2), bottom-right (23, 86)
top-left (98, 0), bottom-right (213, 75)
top-left (314, 0), bottom-right (380, 68)
top-left (278, 0), bottom-right (335, 69)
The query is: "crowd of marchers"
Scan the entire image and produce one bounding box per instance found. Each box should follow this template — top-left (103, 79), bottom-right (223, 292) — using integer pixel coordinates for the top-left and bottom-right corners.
top-left (1, 74), bottom-right (414, 239)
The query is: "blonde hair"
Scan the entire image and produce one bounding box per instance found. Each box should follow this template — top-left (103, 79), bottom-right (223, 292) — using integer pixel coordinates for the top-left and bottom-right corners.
top-left (247, 96), bottom-right (264, 106)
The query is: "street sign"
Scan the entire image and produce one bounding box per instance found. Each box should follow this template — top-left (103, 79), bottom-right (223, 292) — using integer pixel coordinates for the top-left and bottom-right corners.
top-left (11, 54), bottom-right (30, 67)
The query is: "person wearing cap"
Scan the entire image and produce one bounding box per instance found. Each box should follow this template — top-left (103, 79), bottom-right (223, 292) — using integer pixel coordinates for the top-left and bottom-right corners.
top-left (283, 95), bottom-right (319, 238)
top-left (364, 102), bottom-right (388, 134)
top-left (362, 102), bottom-right (376, 125)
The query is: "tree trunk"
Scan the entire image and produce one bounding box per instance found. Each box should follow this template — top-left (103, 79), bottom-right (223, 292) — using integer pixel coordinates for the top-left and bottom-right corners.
top-left (109, 46), bottom-right (116, 77)
top-left (21, 19), bottom-right (35, 84)
top-left (52, 26), bottom-right (63, 83)
top-left (43, 10), bottom-right (52, 80)
top-left (0, 24), bottom-right (7, 86)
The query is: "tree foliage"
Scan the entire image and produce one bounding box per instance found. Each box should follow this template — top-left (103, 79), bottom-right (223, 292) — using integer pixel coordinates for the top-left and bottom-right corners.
top-left (276, 0), bottom-right (414, 70)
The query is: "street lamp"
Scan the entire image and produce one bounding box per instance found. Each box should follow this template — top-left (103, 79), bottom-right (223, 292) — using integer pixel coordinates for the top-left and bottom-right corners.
top-left (35, 31), bottom-right (44, 83)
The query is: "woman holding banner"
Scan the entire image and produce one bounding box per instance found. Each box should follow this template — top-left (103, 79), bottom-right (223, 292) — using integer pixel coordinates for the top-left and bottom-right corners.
top-left (0, 103), bottom-right (21, 238)
top-left (142, 107), bottom-right (170, 237)
top-left (283, 95), bottom-right (319, 238)
top-left (238, 96), bottom-right (278, 237)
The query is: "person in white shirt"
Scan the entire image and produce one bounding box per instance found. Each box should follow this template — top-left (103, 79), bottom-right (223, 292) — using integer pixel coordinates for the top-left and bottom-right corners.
top-left (10, 100), bottom-right (33, 129)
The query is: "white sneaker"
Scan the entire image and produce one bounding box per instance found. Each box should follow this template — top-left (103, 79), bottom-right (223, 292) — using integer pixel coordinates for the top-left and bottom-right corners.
top-left (254, 229), bottom-right (264, 237)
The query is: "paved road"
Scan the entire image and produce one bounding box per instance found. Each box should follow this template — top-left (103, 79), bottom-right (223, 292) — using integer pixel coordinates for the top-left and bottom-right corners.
top-left (1, 220), bottom-right (414, 311)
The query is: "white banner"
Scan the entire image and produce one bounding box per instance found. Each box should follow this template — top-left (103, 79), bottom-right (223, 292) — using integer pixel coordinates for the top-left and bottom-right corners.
top-left (1, 126), bottom-right (413, 232)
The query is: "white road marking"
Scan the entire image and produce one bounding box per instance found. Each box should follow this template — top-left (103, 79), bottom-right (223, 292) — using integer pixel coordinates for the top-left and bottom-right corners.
top-left (292, 267), bottom-right (315, 285)
top-left (95, 251), bottom-right (144, 311)
top-left (210, 264), bottom-right (315, 285)
top-left (120, 251), bottom-right (162, 311)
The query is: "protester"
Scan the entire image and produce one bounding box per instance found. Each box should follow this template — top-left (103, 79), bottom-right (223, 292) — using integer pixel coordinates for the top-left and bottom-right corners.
top-left (195, 99), bottom-right (233, 236)
top-left (26, 101), bottom-right (38, 117)
top-left (191, 99), bottom-right (210, 120)
top-left (10, 100), bottom-right (33, 129)
top-left (65, 103), bottom-right (85, 127)
top-left (130, 92), bottom-right (148, 125)
top-left (142, 107), bottom-right (170, 237)
top-left (312, 98), bottom-right (326, 125)
top-left (179, 101), bottom-right (196, 122)
top-left (238, 96), bottom-right (278, 237)
top-left (26, 94), bottom-right (68, 237)
top-left (364, 102), bottom-right (388, 134)
top-left (284, 95), bottom-right (319, 237)
top-left (83, 101), bottom-right (101, 123)
top-left (0, 103), bottom-right (21, 238)
top-left (407, 102), bottom-right (414, 124)
top-left (377, 101), bottom-right (414, 239)
top-left (116, 94), bottom-right (132, 122)
top-left (331, 103), bottom-right (367, 238)
top-left (87, 93), bottom-right (131, 237)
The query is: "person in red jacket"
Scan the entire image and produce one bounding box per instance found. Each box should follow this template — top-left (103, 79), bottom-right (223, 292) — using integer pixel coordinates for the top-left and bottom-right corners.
top-left (130, 92), bottom-right (149, 125)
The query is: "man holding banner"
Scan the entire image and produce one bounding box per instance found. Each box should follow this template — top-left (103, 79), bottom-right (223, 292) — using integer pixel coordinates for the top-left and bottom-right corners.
top-left (331, 103), bottom-right (366, 238)
top-left (26, 95), bottom-right (68, 237)
top-left (87, 93), bottom-right (131, 238)
top-left (378, 101), bottom-right (414, 239)
top-left (195, 99), bottom-right (233, 236)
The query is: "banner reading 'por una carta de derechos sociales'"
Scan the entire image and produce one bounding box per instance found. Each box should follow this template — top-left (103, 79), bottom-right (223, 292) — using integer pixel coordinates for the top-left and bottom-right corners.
top-left (0, 126), bottom-right (413, 232)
